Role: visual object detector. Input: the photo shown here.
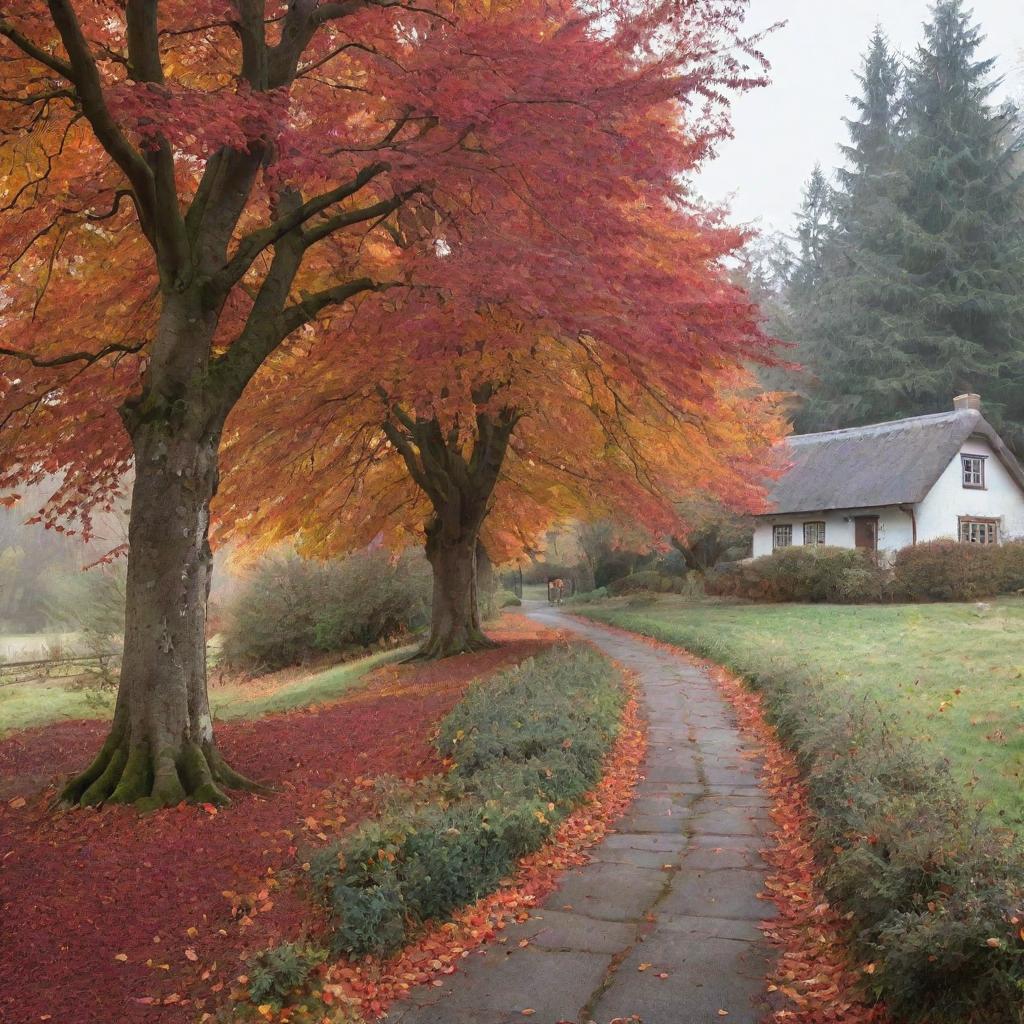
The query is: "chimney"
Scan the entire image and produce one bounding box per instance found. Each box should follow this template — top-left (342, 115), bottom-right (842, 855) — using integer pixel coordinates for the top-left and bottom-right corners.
top-left (953, 393), bottom-right (981, 412)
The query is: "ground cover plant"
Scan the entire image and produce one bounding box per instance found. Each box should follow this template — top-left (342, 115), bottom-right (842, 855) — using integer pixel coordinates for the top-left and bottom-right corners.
top-left (578, 600), bottom-right (1024, 1023)
top-left (0, 618), bottom-right (552, 1024)
top-left (306, 644), bottom-right (624, 961)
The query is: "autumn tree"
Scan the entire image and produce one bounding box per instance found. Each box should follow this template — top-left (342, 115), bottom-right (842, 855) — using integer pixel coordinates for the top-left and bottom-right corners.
top-left (217, 203), bottom-right (784, 656)
top-left (0, 1), bottom-right (771, 804)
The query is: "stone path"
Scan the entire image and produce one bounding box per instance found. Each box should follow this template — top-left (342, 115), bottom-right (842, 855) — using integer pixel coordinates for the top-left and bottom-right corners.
top-left (390, 607), bottom-right (776, 1024)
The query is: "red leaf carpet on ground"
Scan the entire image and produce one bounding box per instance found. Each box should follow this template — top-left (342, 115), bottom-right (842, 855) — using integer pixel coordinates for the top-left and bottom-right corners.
top-left (0, 619), bottom-right (553, 1024)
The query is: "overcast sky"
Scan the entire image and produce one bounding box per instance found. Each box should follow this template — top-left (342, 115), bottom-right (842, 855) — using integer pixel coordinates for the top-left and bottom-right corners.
top-left (696, 0), bottom-right (1024, 238)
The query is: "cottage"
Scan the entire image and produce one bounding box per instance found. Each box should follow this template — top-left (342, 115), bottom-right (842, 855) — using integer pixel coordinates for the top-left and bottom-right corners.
top-left (752, 395), bottom-right (1024, 559)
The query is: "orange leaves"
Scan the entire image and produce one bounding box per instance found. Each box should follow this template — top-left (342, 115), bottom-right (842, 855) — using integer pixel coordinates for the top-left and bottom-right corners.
top-left (707, 659), bottom-right (890, 1024)
top-left (313, 680), bottom-right (647, 1021)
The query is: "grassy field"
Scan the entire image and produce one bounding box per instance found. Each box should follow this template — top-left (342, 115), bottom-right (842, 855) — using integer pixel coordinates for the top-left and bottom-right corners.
top-left (0, 647), bottom-right (409, 735)
top-left (578, 596), bottom-right (1024, 828)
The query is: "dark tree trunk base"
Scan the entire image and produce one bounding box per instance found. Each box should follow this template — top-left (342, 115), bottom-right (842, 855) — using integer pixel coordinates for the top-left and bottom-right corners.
top-left (408, 628), bottom-right (499, 662)
top-left (59, 725), bottom-right (266, 811)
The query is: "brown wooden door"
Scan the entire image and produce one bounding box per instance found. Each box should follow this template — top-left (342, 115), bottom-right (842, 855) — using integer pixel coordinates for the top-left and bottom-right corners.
top-left (854, 515), bottom-right (878, 553)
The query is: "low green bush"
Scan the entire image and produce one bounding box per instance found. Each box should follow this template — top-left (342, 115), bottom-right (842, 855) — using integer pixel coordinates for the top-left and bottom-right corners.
top-left (222, 548), bottom-right (431, 671)
top-left (308, 645), bottom-right (623, 958)
top-left (706, 546), bottom-right (886, 603)
top-left (577, 609), bottom-right (1024, 1024)
top-left (608, 571), bottom-right (684, 596)
top-left (244, 942), bottom-right (327, 1010)
top-left (496, 589), bottom-right (522, 608)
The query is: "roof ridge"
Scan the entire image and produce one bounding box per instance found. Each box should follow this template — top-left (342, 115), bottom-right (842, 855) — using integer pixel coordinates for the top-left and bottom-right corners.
top-left (787, 409), bottom-right (973, 444)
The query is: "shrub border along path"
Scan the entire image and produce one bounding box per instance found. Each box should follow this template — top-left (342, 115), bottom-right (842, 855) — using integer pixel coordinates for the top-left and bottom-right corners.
top-left (386, 607), bottom-right (781, 1023)
top-left (579, 603), bottom-right (1024, 1024)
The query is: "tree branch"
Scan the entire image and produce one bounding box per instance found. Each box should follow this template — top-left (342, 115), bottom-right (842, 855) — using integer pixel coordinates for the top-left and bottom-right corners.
top-left (278, 277), bottom-right (392, 336)
top-left (301, 187), bottom-right (418, 248)
top-left (0, 340), bottom-right (146, 369)
top-left (43, 0), bottom-right (169, 258)
top-left (210, 162), bottom-right (390, 293)
top-left (0, 20), bottom-right (74, 78)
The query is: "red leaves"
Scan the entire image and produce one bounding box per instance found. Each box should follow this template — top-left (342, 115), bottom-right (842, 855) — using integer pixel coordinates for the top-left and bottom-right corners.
top-left (0, 619), bottom-right (554, 1024)
top-left (315, 670), bottom-right (647, 1020)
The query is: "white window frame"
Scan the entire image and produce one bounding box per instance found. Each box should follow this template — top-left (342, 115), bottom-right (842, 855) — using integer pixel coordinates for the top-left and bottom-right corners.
top-left (803, 521), bottom-right (826, 546)
top-left (961, 454), bottom-right (986, 489)
top-left (773, 524), bottom-right (793, 550)
top-left (959, 517), bottom-right (998, 545)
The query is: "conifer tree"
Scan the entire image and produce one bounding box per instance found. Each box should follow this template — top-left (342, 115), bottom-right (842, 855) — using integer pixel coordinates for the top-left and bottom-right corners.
top-left (786, 4), bottom-right (1024, 442)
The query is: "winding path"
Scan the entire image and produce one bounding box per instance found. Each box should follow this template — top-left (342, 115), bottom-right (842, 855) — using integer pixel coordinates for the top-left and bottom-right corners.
top-left (391, 606), bottom-right (777, 1024)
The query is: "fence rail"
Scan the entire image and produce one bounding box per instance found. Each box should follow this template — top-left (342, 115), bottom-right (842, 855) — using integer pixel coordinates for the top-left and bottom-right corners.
top-left (0, 651), bottom-right (121, 686)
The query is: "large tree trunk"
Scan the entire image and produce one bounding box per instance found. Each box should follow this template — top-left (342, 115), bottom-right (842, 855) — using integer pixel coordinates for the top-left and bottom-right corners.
top-left (62, 378), bottom-right (260, 809)
top-left (418, 519), bottom-right (495, 660)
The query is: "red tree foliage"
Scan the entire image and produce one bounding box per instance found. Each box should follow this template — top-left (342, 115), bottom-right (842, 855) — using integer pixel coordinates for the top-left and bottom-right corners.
top-left (0, 0), bottom-right (773, 803)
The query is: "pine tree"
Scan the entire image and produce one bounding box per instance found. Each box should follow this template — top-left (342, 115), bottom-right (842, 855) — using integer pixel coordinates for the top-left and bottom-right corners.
top-left (884, 0), bottom-right (1024, 445)
top-left (786, 4), bottom-right (1024, 443)
top-left (788, 164), bottom-right (836, 301)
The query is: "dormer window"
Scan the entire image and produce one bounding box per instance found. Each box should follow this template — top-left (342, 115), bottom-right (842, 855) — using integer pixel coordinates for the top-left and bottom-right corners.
top-left (961, 454), bottom-right (986, 489)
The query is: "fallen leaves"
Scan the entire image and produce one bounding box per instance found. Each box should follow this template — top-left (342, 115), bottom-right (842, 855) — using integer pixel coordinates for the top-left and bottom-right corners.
top-left (0, 623), bottom-right (555, 1024)
top-left (707, 657), bottom-right (890, 1024)
top-left (309, 675), bottom-right (647, 1021)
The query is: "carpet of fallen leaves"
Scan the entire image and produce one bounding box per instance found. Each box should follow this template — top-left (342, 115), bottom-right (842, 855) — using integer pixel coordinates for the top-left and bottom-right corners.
top-left (577, 618), bottom-right (888, 1024)
top-left (0, 616), bottom-right (555, 1024)
top-left (255, 669), bottom-right (647, 1023)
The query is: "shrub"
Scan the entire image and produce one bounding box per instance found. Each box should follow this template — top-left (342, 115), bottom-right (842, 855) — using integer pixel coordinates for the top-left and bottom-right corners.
top-left (308, 645), bottom-right (623, 958)
top-left (222, 548), bottom-right (431, 671)
top-left (891, 540), bottom-right (996, 601)
top-left (496, 589), bottom-right (522, 608)
top-left (580, 610), bottom-right (1024, 1024)
top-left (608, 570), bottom-right (682, 596)
top-left (245, 942), bottom-right (327, 1010)
top-left (706, 546), bottom-right (886, 603)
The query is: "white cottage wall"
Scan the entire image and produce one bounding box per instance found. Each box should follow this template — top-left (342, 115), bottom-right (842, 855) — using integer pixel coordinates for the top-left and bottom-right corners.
top-left (752, 506), bottom-right (914, 558)
top-left (915, 439), bottom-right (1024, 542)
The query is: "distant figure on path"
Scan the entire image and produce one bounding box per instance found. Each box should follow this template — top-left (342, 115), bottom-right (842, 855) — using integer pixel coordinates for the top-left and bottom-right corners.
top-left (550, 578), bottom-right (566, 606)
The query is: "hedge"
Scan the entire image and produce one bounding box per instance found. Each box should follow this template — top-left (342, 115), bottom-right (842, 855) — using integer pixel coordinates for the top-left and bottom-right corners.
top-left (706, 546), bottom-right (886, 603)
top-left (307, 645), bottom-right (624, 958)
top-left (576, 607), bottom-right (1024, 1024)
top-left (706, 540), bottom-right (1024, 604)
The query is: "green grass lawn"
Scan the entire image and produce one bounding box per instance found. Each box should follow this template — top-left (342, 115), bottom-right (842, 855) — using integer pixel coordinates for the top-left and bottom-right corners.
top-left (578, 596), bottom-right (1024, 828)
top-left (0, 646), bottom-right (409, 735)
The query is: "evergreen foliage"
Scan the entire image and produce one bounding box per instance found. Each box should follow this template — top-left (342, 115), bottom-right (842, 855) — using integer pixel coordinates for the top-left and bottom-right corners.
top-left (781, 4), bottom-right (1024, 445)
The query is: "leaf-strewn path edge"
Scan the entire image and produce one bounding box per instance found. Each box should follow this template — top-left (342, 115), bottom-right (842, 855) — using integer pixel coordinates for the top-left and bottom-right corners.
top-left (577, 618), bottom-right (889, 1024)
top-left (287, 662), bottom-right (647, 1023)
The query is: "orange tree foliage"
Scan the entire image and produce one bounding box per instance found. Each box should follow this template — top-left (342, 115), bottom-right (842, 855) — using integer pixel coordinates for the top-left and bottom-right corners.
top-left (216, 193), bottom-right (784, 656)
top-left (0, 0), bottom-right (774, 802)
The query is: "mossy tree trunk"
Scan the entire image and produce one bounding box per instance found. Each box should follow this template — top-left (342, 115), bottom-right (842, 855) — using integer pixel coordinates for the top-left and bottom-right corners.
top-left (62, 296), bottom-right (264, 809)
top-left (382, 388), bottom-right (519, 660)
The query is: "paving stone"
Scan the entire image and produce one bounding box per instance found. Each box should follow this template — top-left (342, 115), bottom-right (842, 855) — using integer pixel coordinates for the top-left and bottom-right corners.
top-left (550, 862), bottom-right (669, 921)
top-left (398, 947), bottom-right (612, 1022)
top-left (513, 909), bottom-right (638, 953)
top-left (656, 868), bottom-right (775, 922)
top-left (590, 933), bottom-right (772, 1024)
top-left (397, 607), bottom-right (777, 1024)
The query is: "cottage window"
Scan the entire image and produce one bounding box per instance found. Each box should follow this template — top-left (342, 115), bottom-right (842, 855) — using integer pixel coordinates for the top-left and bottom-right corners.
top-left (803, 521), bottom-right (826, 546)
top-left (773, 524), bottom-right (793, 550)
top-left (961, 455), bottom-right (986, 489)
top-left (959, 517), bottom-right (998, 545)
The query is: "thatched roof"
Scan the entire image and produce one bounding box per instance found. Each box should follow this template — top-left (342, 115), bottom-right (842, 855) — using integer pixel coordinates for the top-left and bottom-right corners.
top-left (762, 409), bottom-right (1024, 515)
